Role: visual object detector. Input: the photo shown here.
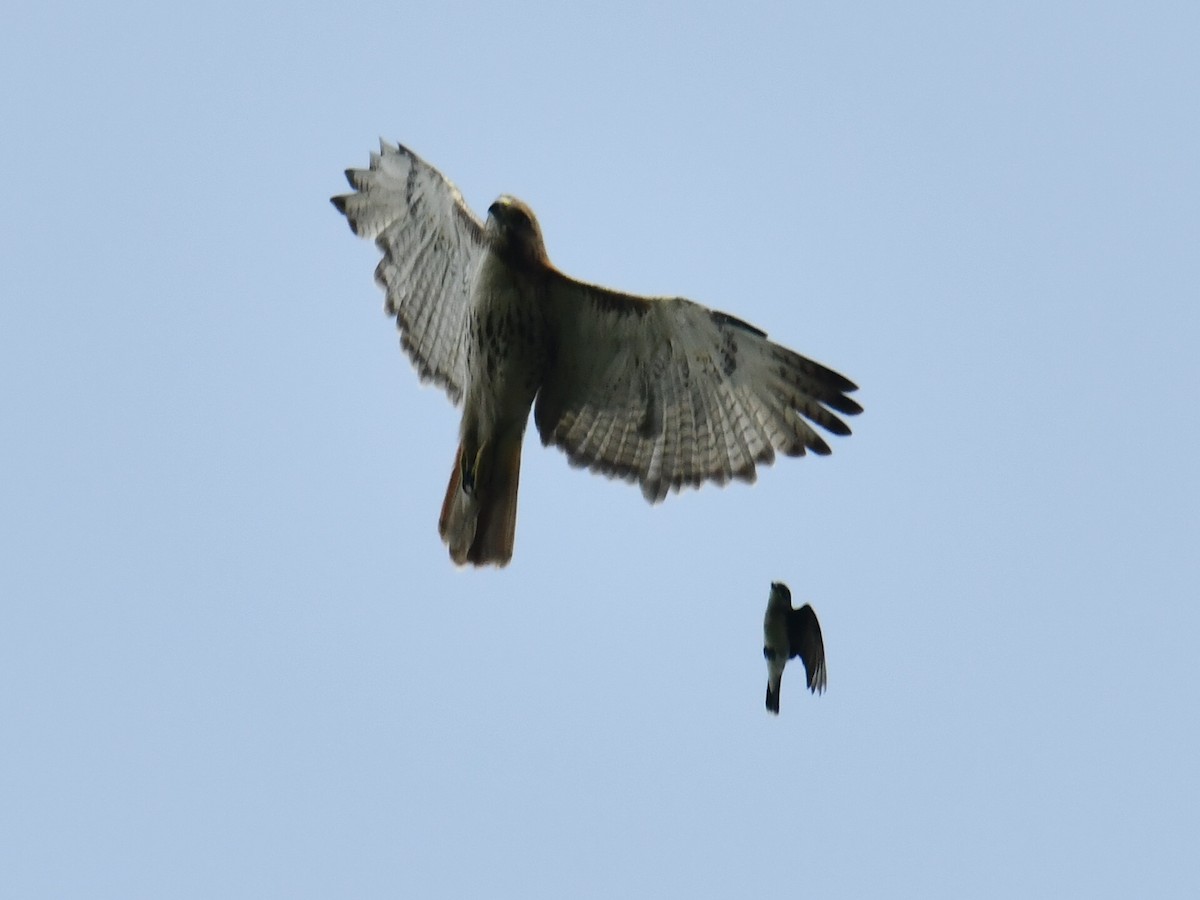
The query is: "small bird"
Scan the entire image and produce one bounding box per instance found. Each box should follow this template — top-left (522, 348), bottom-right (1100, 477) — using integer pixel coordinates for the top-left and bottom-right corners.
top-left (763, 581), bottom-right (827, 715)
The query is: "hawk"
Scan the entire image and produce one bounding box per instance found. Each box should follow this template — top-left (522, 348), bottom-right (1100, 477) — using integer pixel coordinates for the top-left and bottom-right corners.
top-left (763, 581), bottom-right (827, 715)
top-left (331, 141), bottom-right (861, 567)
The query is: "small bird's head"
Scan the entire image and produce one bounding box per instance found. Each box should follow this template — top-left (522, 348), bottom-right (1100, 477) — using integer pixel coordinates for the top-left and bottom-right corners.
top-left (770, 581), bottom-right (791, 604)
top-left (486, 195), bottom-right (548, 266)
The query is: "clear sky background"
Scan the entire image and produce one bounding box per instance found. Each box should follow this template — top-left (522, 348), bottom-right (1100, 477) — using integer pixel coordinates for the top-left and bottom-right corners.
top-left (3, 2), bottom-right (1198, 897)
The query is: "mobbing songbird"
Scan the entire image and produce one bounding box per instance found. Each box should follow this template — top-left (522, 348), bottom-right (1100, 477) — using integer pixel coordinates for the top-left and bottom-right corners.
top-left (763, 581), bottom-right (827, 714)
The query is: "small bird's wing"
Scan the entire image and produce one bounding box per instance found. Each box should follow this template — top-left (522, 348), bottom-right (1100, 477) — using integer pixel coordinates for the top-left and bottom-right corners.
top-left (331, 141), bottom-right (485, 404)
top-left (533, 275), bottom-right (861, 503)
top-left (786, 604), bottom-right (827, 694)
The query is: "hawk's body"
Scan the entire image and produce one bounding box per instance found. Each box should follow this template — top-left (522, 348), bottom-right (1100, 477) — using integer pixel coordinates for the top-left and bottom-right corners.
top-left (332, 141), bottom-right (862, 566)
top-left (439, 221), bottom-right (549, 564)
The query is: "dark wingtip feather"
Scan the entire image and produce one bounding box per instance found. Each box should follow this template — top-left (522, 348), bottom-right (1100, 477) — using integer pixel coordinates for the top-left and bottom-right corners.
top-left (828, 395), bottom-right (863, 417)
top-left (809, 435), bottom-right (832, 455)
top-left (329, 194), bottom-right (360, 235)
top-left (822, 416), bottom-right (852, 437)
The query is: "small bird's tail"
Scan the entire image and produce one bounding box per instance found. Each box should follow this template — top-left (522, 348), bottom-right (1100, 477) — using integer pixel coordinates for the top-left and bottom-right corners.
top-left (438, 430), bottom-right (523, 567)
top-left (765, 679), bottom-right (781, 715)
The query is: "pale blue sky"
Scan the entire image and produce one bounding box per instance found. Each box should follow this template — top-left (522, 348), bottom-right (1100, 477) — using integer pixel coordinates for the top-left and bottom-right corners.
top-left (3, 2), bottom-right (1198, 897)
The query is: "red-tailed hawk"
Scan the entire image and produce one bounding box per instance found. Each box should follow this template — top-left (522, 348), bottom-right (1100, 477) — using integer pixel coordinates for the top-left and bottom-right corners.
top-left (332, 141), bottom-right (861, 567)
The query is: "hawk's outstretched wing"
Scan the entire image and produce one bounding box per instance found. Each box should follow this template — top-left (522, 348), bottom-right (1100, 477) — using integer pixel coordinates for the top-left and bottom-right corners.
top-left (533, 275), bottom-right (861, 503)
top-left (331, 141), bottom-right (484, 404)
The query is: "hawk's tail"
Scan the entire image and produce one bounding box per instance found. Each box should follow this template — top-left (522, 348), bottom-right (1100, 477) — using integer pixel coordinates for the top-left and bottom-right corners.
top-left (438, 431), bottom-right (523, 567)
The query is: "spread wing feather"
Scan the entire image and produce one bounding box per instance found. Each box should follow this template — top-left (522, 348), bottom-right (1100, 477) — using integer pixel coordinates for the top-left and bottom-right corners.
top-left (331, 141), bottom-right (484, 404)
top-left (534, 276), bottom-right (862, 503)
top-left (787, 604), bottom-right (828, 694)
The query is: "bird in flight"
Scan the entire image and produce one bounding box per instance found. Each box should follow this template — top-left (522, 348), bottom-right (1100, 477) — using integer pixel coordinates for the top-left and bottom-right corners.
top-left (763, 581), bottom-right (827, 715)
top-left (332, 141), bottom-right (861, 567)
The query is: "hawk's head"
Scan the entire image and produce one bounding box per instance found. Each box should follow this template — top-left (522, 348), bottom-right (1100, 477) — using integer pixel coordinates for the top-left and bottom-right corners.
top-left (486, 195), bottom-right (549, 268)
